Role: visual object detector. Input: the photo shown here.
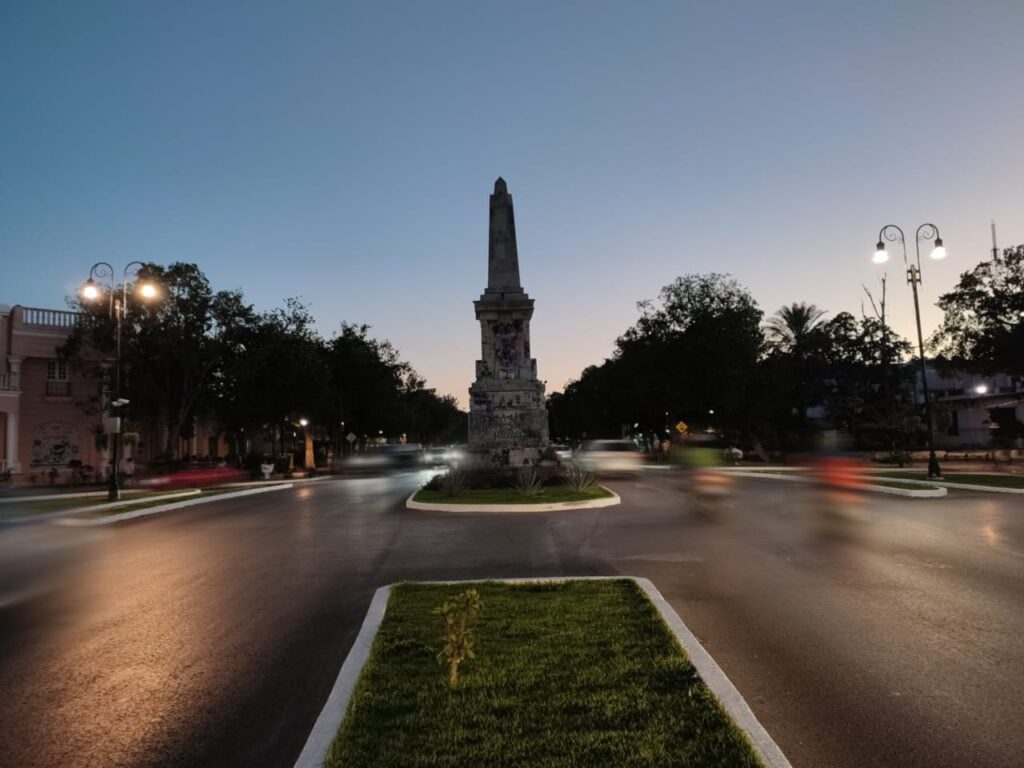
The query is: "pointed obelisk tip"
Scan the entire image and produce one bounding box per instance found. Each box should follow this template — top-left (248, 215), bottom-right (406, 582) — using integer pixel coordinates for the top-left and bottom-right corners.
top-left (494, 177), bottom-right (507, 194)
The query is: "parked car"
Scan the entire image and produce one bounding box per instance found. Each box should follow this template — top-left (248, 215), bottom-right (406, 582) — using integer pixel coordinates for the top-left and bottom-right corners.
top-left (578, 439), bottom-right (643, 475)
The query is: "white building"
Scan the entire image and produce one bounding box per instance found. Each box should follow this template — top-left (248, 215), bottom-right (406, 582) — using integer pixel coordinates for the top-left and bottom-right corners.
top-left (915, 362), bottom-right (1024, 449)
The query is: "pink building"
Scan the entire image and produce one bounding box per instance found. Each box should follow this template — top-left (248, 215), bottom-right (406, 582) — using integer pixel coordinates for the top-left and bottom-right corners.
top-left (0, 304), bottom-right (106, 479)
top-left (1, 303), bottom-right (233, 483)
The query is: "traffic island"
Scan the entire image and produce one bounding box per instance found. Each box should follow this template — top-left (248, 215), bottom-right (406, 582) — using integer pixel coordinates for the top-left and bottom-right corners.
top-left (724, 470), bottom-right (947, 497)
top-left (59, 483), bottom-right (294, 526)
top-left (296, 578), bottom-right (790, 768)
top-left (407, 485), bottom-right (620, 512)
top-left (869, 472), bottom-right (1024, 494)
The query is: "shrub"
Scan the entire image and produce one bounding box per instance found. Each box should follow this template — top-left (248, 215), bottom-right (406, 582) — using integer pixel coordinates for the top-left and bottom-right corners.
top-left (433, 588), bottom-right (483, 688)
top-left (563, 462), bottom-right (596, 491)
top-left (442, 469), bottom-right (466, 497)
top-left (512, 466), bottom-right (544, 497)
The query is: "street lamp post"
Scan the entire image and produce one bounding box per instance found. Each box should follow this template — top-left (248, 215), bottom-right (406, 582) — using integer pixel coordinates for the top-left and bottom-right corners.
top-left (81, 262), bottom-right (159, 500)
top-left (873, 224), bottom-right (947, 478)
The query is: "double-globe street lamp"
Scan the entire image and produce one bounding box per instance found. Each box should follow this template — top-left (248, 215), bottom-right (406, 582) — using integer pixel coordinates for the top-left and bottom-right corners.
top-left (81, 262), bottom-right (159, 500)
top-left (873, 224), bottom-right (947, 478)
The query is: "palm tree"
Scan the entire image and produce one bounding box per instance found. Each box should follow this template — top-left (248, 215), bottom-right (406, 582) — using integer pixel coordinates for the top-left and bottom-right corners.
top-left (766, 303), bottom-right (827, 355)
top-left (766, 303), bottom-right (828, 427)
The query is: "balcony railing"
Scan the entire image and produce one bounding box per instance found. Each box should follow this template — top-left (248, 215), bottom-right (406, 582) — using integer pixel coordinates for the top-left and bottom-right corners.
top-left (0, 372), bottom-right (19, 391)
top-left (18, 307), bottom-right (80, 329)
top-left (45, 380), bottom-right (71, 397)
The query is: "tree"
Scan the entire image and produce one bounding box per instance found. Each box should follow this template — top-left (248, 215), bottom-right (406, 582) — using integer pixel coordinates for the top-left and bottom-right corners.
top-left (761, 303), bottom-right (829, 433)
top-left (217, 298), bottom-right (330, 457)
top-left (549, 274), bottom-right (764, 440)
top-left (932, 245), bottom-right (1024, 375)
top-left (765, 303), bottom-right (827, 355)
top-left (65, 262), bottom-right (255, 459)
top-left (323, 323), bottom-right (465, 449)
top-left (817, 312), bottom-right (915, 449)
top-left (64, 263), bottom-right (467, 465)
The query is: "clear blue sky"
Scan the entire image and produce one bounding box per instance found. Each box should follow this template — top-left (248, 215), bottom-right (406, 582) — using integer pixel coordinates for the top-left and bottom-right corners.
top-left (3, 1), bottom-right (1022, 405)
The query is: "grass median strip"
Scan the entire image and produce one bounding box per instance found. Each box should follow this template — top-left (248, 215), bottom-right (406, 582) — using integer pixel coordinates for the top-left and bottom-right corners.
top-left (412, 485), bottom-right (613, 505)
top-left (79, 488), bottom-right (238, 518)
top-left (0, 489), bottom-right (193, 520)
top-left (326, 579), bottom-right (764, 768)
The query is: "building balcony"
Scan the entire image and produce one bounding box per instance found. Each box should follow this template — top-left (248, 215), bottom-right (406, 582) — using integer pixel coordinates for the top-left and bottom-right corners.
top-left (45, 380), bottom-right (71, 397)
top-left (17, 307), bottom-right (80, 329)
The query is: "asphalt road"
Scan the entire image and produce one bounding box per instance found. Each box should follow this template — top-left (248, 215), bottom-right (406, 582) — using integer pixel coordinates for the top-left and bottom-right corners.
top-left (1, 472), bottom-right (1022, 768)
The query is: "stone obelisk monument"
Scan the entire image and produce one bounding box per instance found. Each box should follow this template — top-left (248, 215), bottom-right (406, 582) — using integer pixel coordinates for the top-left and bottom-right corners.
top-left (468, 178), bottom-right (549, 465)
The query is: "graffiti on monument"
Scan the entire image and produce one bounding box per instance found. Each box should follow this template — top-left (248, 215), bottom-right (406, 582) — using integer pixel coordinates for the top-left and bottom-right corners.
top-left (30, 421), bottom-right (81, 467)
top-left (472, 412), bottom-right (527, 441)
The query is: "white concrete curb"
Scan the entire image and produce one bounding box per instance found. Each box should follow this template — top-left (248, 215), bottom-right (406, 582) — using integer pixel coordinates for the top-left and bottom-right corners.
top-left (860, 482), bottom-right (946, 498)
top-left (405, 486), bottom-right (621, 513)
top-left (59, 488), bottom-right (201, 516)
top-left (222, 475), bottom-right (332, 489)
top-left (295, 576), bottom-right (791, 768)
top-left (724, 471), bottom-right (946, 497)
top-left (0, 488), bottom-right (176, 505)
top-left (58, 483), bottom-right (293, 526)
top-left (634, 577), bottom-right (793, 768)
top-left (870, 476), bottom-right (1024, 494)
top-left (294, 586), bottom-right (392, 768)
top-left (711, 465), bottom-right (800, 473)
top-left (1, 489), bottom-right (205, 526)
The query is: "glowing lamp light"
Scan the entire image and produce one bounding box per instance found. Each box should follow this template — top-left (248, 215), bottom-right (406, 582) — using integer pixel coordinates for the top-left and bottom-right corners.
top-left (299, 418), bottom-right (309, 427)
top-left (873, 242), bottom-right (889, 264)
top-left (138, 281), bottom-right (158, 299)
top-left (975, 384), bottom-right (988, 395)
top-left (81, 279), bottom-right (100, 301)
top-left (930, 237), bottom-right (946, 260)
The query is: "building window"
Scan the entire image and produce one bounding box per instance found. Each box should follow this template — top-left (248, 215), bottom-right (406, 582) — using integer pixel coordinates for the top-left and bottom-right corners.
top-left (46, 360), bottom-right (70, 396)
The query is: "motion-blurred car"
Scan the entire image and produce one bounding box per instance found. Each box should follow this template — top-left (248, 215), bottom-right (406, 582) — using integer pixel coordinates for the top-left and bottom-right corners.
top-left (551, 444), bottom-right (573, 461)
top-left (139, 466), bottom-right (248, 489)
top-left (445, 445), bottom-right (468, 466)
top-left (422, 446), bottom-right (450, 466)
top-left (344, 444), bottom-right (423, 473)
top-left (579, 439), bottom-right (643, 475)
top-left (0, 523), bottom-right (99, 608)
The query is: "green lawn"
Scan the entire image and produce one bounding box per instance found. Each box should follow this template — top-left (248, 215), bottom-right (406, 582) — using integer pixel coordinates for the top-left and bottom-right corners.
top-left (413, 484), bottom-right (614, 505)
top-left (326, 580), bottom-right (764, 768)
top-left (876, 472), bottom-right (1024, 489)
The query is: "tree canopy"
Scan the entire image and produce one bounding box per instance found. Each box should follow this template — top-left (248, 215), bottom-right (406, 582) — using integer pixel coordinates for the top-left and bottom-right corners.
top-left (933, 245), bottom-right (1024, 375)
top-left (548, 272), bottom-right (920, 452)
top-left (64, 262), bottom-right (465, 460)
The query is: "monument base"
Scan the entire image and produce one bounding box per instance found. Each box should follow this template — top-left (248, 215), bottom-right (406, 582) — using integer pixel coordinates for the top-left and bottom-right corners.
top-left (468, 378), bottom-right (548, 467)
